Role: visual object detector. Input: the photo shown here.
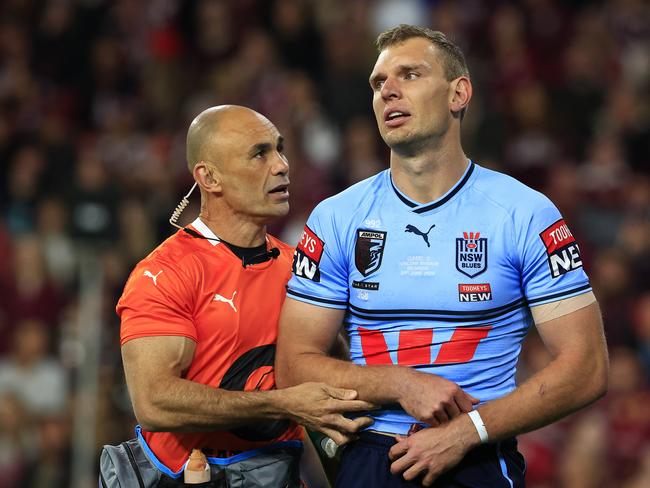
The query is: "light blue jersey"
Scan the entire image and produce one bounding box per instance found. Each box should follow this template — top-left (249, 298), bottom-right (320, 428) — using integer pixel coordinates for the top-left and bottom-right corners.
top-left (287, 161), bottom-right (591, 434)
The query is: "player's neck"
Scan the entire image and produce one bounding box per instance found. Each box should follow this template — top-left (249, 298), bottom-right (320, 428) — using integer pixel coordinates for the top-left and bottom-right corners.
top-left (198, 205), bottom-right (267, 248)
top-left (389, 142), bottom-right (469, 204)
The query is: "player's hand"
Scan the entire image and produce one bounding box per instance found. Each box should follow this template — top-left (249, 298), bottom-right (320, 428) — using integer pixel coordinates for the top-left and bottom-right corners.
top-left (397, 369), bottom-right (479, 426)
top-left (281, 382), bottom-right (376, 446)
top-left (388, 415), bottom-right (479, 486)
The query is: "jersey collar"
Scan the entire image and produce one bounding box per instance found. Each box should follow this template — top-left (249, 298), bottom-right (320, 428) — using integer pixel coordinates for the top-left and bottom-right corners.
top-left (190, 217), bottom-right (221, 247)
top-left (389, 160), bottom-right (475, 214)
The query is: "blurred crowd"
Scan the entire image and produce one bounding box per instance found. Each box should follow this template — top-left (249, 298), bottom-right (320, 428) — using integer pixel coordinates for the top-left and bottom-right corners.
top-left (0, 0), bottom-right (648, 487)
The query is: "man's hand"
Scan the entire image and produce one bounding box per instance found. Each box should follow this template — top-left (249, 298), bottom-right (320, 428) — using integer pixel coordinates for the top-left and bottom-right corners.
top-left (279, 382), bottom-right (376, 446)
top-left (389, 415), bottom-right (479, 486)
top-left (396, 369), bottom-right (479, 426)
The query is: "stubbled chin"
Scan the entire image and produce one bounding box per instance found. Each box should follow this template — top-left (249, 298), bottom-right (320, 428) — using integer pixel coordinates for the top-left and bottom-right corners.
top-left (383, 131), bottom-right (428, 153)
top-left (383, 128), bottom-right (411, 144)
top-left (274, 202), bottom-right (290, 216)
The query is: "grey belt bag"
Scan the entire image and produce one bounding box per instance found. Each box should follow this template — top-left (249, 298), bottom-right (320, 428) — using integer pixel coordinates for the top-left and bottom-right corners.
top-left (99, 427), bottom-right (303, 488)
top-left (100, 437), bottom-right (161, 488)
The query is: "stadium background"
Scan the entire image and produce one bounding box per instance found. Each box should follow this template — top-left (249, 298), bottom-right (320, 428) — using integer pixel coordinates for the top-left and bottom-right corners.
top-left (0, 0), bottom-right (648, 486)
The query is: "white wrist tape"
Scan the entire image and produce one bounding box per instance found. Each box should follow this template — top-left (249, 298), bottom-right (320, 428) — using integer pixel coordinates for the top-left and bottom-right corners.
top-left (468, 410), bottom-right (489, 444)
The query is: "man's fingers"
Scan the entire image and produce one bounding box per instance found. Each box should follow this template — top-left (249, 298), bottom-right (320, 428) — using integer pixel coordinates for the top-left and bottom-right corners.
top-left (324, 386), bottom-right (358, 401)
top-left (403, 462), bottom-right (427, 481)
top-left (425, 416), bottom-right (440, 427)
top-left (454, 397), bottom-right (469, 414)
top-left (422, 470), bottom-right (439, 487)
top-left (321, 428), bottom-right (354, 446)
top-left (323, 414), bottom-right (373, 434)
top-left (455, 393), bottom-right (475, 413)
top-left (336, 435), bottom-right (358, 447)
top-left (469, 394), bottom-right (480, 405)
top-left (390, 451), bottom-right (415, 475)
top-left (331, 399), bottom-right (377, 412)
top-left (434, 410), bottom-right (449, 425)
top-left (388, 439), bottom-right (408, 461)
top-left (350, 415), bottom-right (375, 430)
top-left (333, 415), bottom-right (374, 433)
top-left (445, 400), bottom-right (461, 419)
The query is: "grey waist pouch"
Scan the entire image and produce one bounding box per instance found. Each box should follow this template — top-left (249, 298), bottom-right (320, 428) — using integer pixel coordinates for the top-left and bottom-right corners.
top-left (99, 434), bottom-right (302, 488)
top-left (99, 437), bottom-right (161, 488)
top-left (211, 448), bottom-right (302, 488)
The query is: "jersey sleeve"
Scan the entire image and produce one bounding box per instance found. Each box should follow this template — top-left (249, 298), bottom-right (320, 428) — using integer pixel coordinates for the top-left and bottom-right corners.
top-left (286, 202), bottom-right (350, 309)
top-left (515, 196), bottom-right (592, 307)
top-left (117, 258), bottom-right (197, 345)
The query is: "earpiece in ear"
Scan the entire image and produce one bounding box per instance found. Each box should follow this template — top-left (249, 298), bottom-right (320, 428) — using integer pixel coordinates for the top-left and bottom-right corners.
top-left (169, 182), bottom-right (198, 229)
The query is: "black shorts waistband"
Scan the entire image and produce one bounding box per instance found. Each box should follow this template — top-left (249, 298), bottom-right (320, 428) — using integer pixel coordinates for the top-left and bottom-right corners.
top-left (356, 430), bottom-right (518, 454)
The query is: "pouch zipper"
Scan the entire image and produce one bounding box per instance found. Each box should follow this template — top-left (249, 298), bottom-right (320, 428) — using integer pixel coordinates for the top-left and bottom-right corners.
top-left (124, 442), bottom-right (146, 488)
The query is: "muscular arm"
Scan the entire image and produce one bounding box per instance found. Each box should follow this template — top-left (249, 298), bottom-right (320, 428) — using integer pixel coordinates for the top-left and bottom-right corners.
top-left (123, 335), bottom-right (292, 432)
top-left (276, 301), bottom-right (400, 401)
top-left (276, 299), bottom-right (477, 425)
top-left (389, 301), bottom-right (609, 485)
top-left (476, 301), bottom-right (608, 439)
top-left (122, 335), bottom-right (374, 443)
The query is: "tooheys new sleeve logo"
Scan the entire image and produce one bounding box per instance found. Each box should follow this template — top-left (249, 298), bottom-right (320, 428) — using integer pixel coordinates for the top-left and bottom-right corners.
top-left (539, 219), bottom-right (583, 278)
top-left (292, 225), bottom-right (324, 282)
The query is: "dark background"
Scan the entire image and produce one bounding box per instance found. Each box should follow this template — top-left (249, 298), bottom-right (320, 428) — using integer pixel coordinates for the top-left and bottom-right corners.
top-left (0, 0), bottom-right (648, 487)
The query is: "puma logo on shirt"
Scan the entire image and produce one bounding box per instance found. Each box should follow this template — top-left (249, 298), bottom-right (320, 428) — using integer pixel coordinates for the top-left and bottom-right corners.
top-left (405, 224), bottom-right (436, 247)
top-left (214, 291), bottom-right (238, 312)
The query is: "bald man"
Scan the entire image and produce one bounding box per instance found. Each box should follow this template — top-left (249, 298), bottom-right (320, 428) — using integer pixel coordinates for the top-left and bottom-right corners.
top-left (113, 106), bottom-right (373, 487)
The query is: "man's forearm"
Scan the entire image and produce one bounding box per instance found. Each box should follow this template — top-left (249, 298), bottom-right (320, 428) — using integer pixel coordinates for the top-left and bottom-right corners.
top-left (387, 344), bottom-right (610, 479)
top-left (476, 351), bottom-right (608, 443)
top-left (276, 300), bottom-right (478, 425)
top-left (135, 376), bottom-right (290, 432)
top-left (388, 303), bottom-right (609, 483)
top-left (277, 300), bottom-right (407, 405)
top-left (475, 305), bottom-right (609, 444)
top-left (278, 351), bottom-right (405, 405)
top-left (123, 336), bottom-right (376, 441)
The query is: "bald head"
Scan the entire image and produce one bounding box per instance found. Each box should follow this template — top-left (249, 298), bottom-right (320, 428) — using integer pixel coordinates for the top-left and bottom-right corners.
top-left (186, 105), bottom-right (270, 172)
top-left (185, 105), bottom-right (290, 229)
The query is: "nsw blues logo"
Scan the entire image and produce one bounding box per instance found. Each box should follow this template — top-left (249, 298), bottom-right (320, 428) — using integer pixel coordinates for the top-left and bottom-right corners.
top-left (456, 232), bottom-right (488, 278)
top-left (355, 229), bottom-right (387, 277)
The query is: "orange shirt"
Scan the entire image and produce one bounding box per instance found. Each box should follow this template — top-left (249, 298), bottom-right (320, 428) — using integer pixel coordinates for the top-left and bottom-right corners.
top-left (117, 219), bottom-right (302, 471)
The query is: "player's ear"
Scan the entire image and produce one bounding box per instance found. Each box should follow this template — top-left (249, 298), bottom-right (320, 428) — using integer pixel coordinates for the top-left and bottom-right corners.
top-left (449, 76), bottom-right (472, 119)
top-left (194, 161), bottom-right (222, 193)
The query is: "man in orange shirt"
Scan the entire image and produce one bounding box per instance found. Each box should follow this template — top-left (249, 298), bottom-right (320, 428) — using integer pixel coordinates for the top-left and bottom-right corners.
top-left (114, 105), bottom-right (373, 487)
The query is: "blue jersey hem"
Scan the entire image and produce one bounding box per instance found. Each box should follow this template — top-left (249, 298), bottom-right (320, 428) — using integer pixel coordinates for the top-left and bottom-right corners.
top-left (527, 283), bottom-right (592, 307)
top-left (286, 288), bottom-right (348, 309)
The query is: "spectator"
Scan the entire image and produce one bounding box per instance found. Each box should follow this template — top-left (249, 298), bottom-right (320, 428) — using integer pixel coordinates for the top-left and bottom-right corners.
top-left (0, 1), bottom-right (646, 485)
top-left (0, 393), bottom-right (34, 487)
top-left (0, 236), bottom-right (66, 350)
top-left (0, 319), bottom-right (68, 416)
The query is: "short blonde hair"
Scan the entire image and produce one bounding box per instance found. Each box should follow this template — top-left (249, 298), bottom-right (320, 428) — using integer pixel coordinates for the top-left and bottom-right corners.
top-left (376, 24), bottom-right (470, 81)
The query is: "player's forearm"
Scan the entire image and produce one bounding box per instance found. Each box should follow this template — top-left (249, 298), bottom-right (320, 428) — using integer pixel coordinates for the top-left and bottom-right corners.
top-left (133, 376), bottom-right (289, 432)
top-left (277, 300), bottom-right (406, 403)
top-left (277, 350), bottom-right (405, 405)
top-left (474, 347), bottom-right (608, 445)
